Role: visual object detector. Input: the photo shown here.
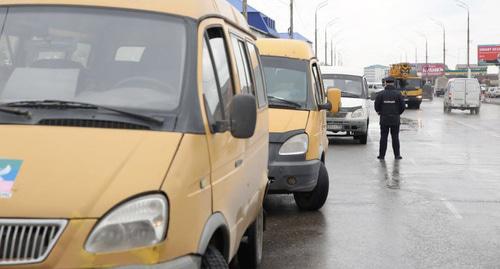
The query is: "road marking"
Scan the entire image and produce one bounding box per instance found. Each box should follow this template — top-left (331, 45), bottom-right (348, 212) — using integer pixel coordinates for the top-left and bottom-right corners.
top-left (441, 198), bottom-right (463, 219)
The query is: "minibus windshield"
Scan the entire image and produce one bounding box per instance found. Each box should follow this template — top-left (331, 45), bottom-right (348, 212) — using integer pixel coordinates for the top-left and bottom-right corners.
top-left (262, 56), bottom-right (310, 109)
top-left (0, 6), bottom-right (188, 114)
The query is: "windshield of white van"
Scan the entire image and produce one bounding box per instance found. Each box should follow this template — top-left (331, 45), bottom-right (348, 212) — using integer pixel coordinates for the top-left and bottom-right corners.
top-left (323, 74), bottom-right (364, 98)
top-left (262, 56), bottom-right (310, 110)
top-left (0, 7), bottom-right (188, 116)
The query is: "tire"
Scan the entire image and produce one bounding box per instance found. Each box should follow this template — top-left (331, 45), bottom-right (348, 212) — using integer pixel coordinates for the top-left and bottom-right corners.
top-left (202, 246), bottom-right (228, 269)
top-left (416, 103), bottom-right (421, 110)
top-left (294, 163), bottom-right (329, 211)
top-left (476, 107), bottom-right (480, 114)
top-left (238, 209), bottom-right (264, 269)
top-left (357, 133), bottom-right (368, 145)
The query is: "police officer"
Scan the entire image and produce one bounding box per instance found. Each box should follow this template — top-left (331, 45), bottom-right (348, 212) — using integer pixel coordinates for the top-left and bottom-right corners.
top-left (375, 77), bottom-right (405, 160)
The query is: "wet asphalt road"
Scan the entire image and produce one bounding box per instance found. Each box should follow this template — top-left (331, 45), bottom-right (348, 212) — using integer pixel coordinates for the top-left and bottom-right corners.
top-left (261, 98), bottom-right (500, 269)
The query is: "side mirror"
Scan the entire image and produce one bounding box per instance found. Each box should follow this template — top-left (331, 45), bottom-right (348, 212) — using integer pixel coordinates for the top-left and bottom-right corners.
top-left (230, 94), bottom-right (257, 139)
top-left (326, 87), bottom-right (342, 113)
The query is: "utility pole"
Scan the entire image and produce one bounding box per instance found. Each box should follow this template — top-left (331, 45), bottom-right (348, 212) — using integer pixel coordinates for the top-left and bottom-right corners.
top-left (330, 40), bottom-right (333, 66)
top-left (289, 0), bottom-right (294, 39)
top-left (425, 38), bottom-right (428, 83)
top-left (456, 0), bottom-right (471, 77)
top-left (314, 1), bottom-right (328, 58)
top-left (324, 18), bottom-right (338, 65)
top-left (444, 28), bottom-right (446, 67)
top-left (242, 0), bottom-right (248, 20)
top-left (417, 32), bottom-right (428, 82)
top-left (334, 45), bottom-right (337, 66)
top-left (467, 10), bottom-right (470, 70)
top-left (415, 47), bottom-right (418, 64)
top-left (431, 19), bottom-right (446, 67)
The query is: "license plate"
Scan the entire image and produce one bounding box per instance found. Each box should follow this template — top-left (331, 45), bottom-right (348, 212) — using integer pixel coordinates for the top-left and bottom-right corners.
top-left (328, 125), bottom-right (343, 130)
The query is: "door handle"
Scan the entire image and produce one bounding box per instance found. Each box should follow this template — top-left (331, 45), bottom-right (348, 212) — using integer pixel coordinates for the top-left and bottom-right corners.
top-left (235, 159), bottom-right (243, 168)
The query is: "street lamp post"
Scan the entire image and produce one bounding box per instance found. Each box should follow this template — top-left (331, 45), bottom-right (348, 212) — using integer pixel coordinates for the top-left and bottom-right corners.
top-left (417, 32), bottom-right (428, 83)
top-left (325, 18), bottom-right (338, 65)
top-left (431, 19), bottom-right (446, 67)
top-left (332, 38), bottom-right (345, 66)
top-left (456, 0), bottom-right (470, 77)
top-left (314, 1), bottom-right (328, 58)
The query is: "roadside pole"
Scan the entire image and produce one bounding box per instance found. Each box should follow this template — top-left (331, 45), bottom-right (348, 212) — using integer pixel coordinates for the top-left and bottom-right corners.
top-left (242, 0), bottom-right (248, 20)
top-left (289, 0), bottom-right (294, 39)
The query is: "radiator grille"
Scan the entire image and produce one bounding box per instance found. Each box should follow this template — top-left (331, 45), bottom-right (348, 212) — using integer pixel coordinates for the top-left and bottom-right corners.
top-left (0, 219), bottom-right (67, 265)
top-left (38, 119), bottom-right (150, 130)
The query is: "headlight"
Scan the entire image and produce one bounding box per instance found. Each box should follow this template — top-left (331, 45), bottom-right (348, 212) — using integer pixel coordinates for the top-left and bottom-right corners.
top-left (417, 96), bottom-right (423, 99)
top-left (351, 108), bottom-right (366, 118)
top-left (279, 134), bottom-right (308, 155)
top-left (85, 194), bottom-right (168, 253)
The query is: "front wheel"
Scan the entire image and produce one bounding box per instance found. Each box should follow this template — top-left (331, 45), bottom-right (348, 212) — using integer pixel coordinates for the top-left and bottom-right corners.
top-left (202, 246), bottom-right (228, 269)
top-left (294, 163), bottom-right (329, 211)
top-left (238, 209), bottom-right (264, 269)
top-left (355, 133), bottom-right (368, 145)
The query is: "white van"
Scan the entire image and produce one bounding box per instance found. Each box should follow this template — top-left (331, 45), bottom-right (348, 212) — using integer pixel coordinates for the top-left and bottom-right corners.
top-left (321, 66), bottom-right (371, 144)
top-left (444, 78), bottom-right (481, 114)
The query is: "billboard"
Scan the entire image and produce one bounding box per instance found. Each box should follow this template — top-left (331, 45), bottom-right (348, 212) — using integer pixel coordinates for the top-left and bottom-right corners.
top-left (421, 64), bottom-right (446, 77)
top-left (478, 45), bottom-right (500, 66)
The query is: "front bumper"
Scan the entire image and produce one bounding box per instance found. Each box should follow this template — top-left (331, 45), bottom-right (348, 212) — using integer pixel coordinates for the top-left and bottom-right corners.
top-left (404, 96), bottom-right (422, 103)
top-left (268, 160), bottom-right (321, 193)
top-left (114, 256), bottom-right (201, 269)
top-left (326, 117), bottom-right (368, 134)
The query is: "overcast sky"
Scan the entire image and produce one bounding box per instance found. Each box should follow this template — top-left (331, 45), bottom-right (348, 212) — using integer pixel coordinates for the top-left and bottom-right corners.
top-left (248, 0), bottom-right (500, 73)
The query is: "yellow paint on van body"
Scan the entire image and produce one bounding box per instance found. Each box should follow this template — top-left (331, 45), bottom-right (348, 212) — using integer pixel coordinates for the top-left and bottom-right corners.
top-left (268, 109), bottom-right (309, 133)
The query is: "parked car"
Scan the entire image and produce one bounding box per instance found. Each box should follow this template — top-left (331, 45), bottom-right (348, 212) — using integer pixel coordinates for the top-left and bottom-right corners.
top-left (321, 67), bottom-right (371, 144)
top-left (487, 87), bottom-right (500, 98)
top-left (0, 1), bottom-right (269, 268)
top-left (257, 39), bottom-right (341, 211)
top-left (444, 78), bottom-right (481, 114)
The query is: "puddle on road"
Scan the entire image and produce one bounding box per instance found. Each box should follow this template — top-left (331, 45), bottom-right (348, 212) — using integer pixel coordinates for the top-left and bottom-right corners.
top-left (380, 161), bottom-right (402, 189)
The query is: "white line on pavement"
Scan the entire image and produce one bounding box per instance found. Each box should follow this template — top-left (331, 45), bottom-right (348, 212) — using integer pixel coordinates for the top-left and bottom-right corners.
top-left (440, 198), bottom-right (463, 219)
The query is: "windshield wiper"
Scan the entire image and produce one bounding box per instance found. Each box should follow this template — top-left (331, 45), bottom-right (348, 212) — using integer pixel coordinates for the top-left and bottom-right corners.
top-left (268, 96), bottom-right (302, 108)
top-left (0, 106), bottom-right (31, 118)
top-left (3, 100), bottom-right (164, 125)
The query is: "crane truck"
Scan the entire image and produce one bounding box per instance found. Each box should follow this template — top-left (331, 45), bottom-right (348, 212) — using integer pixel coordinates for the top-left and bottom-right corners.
top-left (385, 63), bottom-right (424, 109)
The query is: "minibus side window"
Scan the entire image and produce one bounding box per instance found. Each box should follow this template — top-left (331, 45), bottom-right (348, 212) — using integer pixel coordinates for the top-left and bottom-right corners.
top-left (207, 28), bottom-right (234, 121)
top-left (202, 38), bottom-right (224, 126)
top-left (311, 63), bottom-right (324, 106)
top-left (231, 35), bottom-right (255, 95)
top-left (247, 43), bottom-right (267, 108)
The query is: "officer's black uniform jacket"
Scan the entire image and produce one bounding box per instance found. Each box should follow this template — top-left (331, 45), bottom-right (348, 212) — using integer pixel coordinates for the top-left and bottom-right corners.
top-left (374, 85), bottom-right (406, 126)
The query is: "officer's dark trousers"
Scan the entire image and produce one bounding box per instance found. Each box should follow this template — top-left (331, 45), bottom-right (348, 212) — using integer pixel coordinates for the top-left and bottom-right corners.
top-left (379, 124), bottom-right (400, 157)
